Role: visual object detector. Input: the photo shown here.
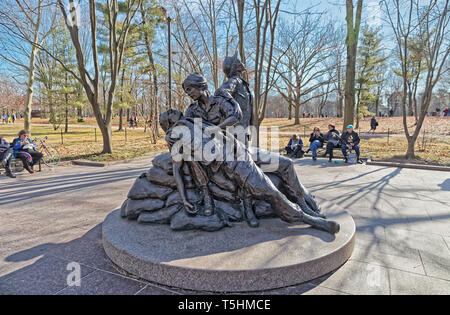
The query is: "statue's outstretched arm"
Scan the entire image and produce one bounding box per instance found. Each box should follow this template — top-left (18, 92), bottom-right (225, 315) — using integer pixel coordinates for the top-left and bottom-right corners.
top-left (173, 160), bottom-right (195, 214)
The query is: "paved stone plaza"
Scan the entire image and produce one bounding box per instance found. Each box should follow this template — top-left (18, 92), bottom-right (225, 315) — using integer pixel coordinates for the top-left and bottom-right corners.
top-left (0, 154), bottom-right (449, 295)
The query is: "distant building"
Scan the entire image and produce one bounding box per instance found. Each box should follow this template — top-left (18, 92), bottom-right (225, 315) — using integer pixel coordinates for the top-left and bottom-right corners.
top-left (31, 101), bottom-right (42, 118)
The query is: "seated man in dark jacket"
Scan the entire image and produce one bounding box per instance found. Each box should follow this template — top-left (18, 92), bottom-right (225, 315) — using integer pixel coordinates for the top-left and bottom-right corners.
top-left (341, 125), bottom-right (361, 163)
top-left (0, 134), bottom-right (16, 178)
top-left (322, 124), bottom-right (341, 162)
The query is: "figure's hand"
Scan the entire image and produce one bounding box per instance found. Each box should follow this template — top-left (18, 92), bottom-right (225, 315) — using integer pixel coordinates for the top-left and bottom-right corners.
top-left (183, 199), bottom-right (193, 209)
top-left (183, 200), bottom-right (198, 215)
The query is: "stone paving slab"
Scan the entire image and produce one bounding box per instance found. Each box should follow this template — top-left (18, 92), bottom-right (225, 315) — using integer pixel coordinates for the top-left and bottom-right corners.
top-left (310, 260), bottom-right (391, 295)
top-left (56, 271), bottom-right (147, 295)
top-left (1, 156), bottom-right (449, 294)
top-left (388, 269), bottom-right (450, 295)
top-left (351, 245), bottom-right (425, 275)
top-left (0, 256), bottom-right (95, 295)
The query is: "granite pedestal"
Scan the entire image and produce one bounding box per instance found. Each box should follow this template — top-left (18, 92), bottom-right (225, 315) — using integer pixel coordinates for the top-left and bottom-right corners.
top-left (102, 201), bottom-right (355, 292)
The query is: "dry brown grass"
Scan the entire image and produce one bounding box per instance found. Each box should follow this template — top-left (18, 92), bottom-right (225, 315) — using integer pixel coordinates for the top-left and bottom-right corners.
top-left (261, 116), bottom-right (450, 136)
top-left (0, 123), bottom-right (167, 162)
top-left (2, 116), bottom-right (449, 165)
top-left (273, 133), bottom-right (450, 166)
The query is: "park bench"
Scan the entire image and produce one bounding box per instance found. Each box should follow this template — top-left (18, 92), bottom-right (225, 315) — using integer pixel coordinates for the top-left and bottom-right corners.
top-left (0, 157), bottom-right (42, 175)
top-left (279, 145), bottom-right (345, 159)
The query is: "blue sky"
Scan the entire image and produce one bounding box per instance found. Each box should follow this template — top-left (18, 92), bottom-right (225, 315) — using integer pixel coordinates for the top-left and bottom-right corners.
top-left (0, 0), bottom-right (402, 86)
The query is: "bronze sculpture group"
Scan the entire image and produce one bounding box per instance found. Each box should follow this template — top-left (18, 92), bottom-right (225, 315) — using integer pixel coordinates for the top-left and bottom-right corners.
top-left (120, 53), bottom-right (340, 235)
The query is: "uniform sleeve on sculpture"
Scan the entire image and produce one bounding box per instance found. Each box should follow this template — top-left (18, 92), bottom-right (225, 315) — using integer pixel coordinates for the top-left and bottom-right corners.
top-left (222, 98), bottom-right (243, 122)
top-left (184, 105), bottom-right (193, 118)
top-left (215, 78), bottom-right (238, 100)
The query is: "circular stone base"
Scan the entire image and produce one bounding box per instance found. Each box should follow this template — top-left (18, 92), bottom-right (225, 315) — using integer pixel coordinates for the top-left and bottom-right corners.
top-left (102, 201), bottom-right (355, 292)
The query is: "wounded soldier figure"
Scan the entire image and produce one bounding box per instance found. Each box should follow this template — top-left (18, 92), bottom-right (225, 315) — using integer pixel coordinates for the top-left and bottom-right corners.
top-left (182, 72), bottom-right (323, 226)
top-left (160, 109), bottom-right (340, 235)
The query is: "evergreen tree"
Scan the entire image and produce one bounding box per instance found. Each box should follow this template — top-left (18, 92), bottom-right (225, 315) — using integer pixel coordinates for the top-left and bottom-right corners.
top-left (37, 19), bottom-right (85, 132)
top-left (355, 26), bottom-right (388, 128)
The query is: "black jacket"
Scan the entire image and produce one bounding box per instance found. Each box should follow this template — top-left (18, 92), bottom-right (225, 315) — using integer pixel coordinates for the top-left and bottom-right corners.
top-left (325, 129), bottom-right (340, 142)
top-left (309, 133), bottom-right (324, 145)
top-left (371, 117), bottom-right (378, 128)
top-left (341, 131), bottom-right (360, 146)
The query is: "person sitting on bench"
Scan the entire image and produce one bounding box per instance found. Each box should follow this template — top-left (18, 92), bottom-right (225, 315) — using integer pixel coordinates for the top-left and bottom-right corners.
top-left (0, 134), bottom-right (16, 178)
top-left (322, 124), bottom-right (341, 162)
top-left (306, 127), bottom-right (324, 161)
top-left (341, 125), bottom-right (361, 163)
top-left (285, 135), bottom-right (304, 158)
top-left (12, 130), bottom-right (43, 174)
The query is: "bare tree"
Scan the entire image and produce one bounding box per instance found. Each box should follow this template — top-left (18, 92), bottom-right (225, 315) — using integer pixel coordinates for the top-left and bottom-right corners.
top-left (0, 75), bottom-right (24, 114)
top-left (49, 0), bottom-right (143, 154)
top-left (0, 0), bottom-right (56, 133)
top-left (331, 27), bottom-right (347, 118)
top-left (252, 0), bottom-right (282, 143)
top-left (273, 14), bottom-right (337, 125)
top-left (383, 0), bottom-right (450, 159)
top-left (343, 0), bottom-right (364, 130)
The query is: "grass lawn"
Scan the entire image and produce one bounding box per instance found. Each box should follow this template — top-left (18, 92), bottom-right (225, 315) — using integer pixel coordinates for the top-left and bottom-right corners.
top-left (262, 116), bottom-right (450, 166)
top-left (1, 116), bottom-right (449, 165)
top-left (272, 134), bottom-right (450, 166)
top-left (0, 123), bottom-right (167, 163)
top-left (261, 116), bottom-right (450, 135)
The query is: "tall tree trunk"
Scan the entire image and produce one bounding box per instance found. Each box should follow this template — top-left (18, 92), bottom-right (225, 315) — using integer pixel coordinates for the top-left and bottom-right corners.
top-left (64, 73), bottom-right (69, 133)
top-left (118, 108), bottom-right (123, 131)
top-left (140, 2), bottom-right (160, 141)
top-left (24, 47), bottom-right (39, 135)
top-left (337, 59), bottom-right (344, 117)
top-left (118, 69), bottom-right (125, 131)
top-left (343, 0), bottom-right (363, 131)
top-left (407, 84), bottom-right (414, 116)
top-left (375, 85), bottom-right (381, 116)
top-left (294, 99), bottom-right (300, 125)
top-left (99, 122), bottom-right (113, 154)
top-left (237, 0), bottom-right (248, 82)
top-left (355, 83), bottom-right (362, 129)
top-left (65, 106), bottom-right (69, 133)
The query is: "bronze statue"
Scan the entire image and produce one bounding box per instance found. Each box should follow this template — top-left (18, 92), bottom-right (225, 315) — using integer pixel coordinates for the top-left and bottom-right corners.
top-left (183, 73), bottom-right (322, 225)
top-left (183, 72), bottom-right (242, 130)
top-left (162, 110), bottom-right (339, 234)
top-left (215, 52), bottom-right (253, 132)
top-left (120, 68), bottom-right (338, 235)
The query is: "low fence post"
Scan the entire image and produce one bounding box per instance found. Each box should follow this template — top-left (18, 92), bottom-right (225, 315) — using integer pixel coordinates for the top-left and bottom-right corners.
top-left (422, 129), bottom-right (426, 152)
top-left (125, 127), bottom-right (128, 142)
top-left (387, 128), bottom-right (390, 145)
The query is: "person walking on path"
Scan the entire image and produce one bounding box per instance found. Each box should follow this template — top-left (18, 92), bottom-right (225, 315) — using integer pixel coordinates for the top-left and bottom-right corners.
top-left (369, 116), bottom-right (379, 134)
